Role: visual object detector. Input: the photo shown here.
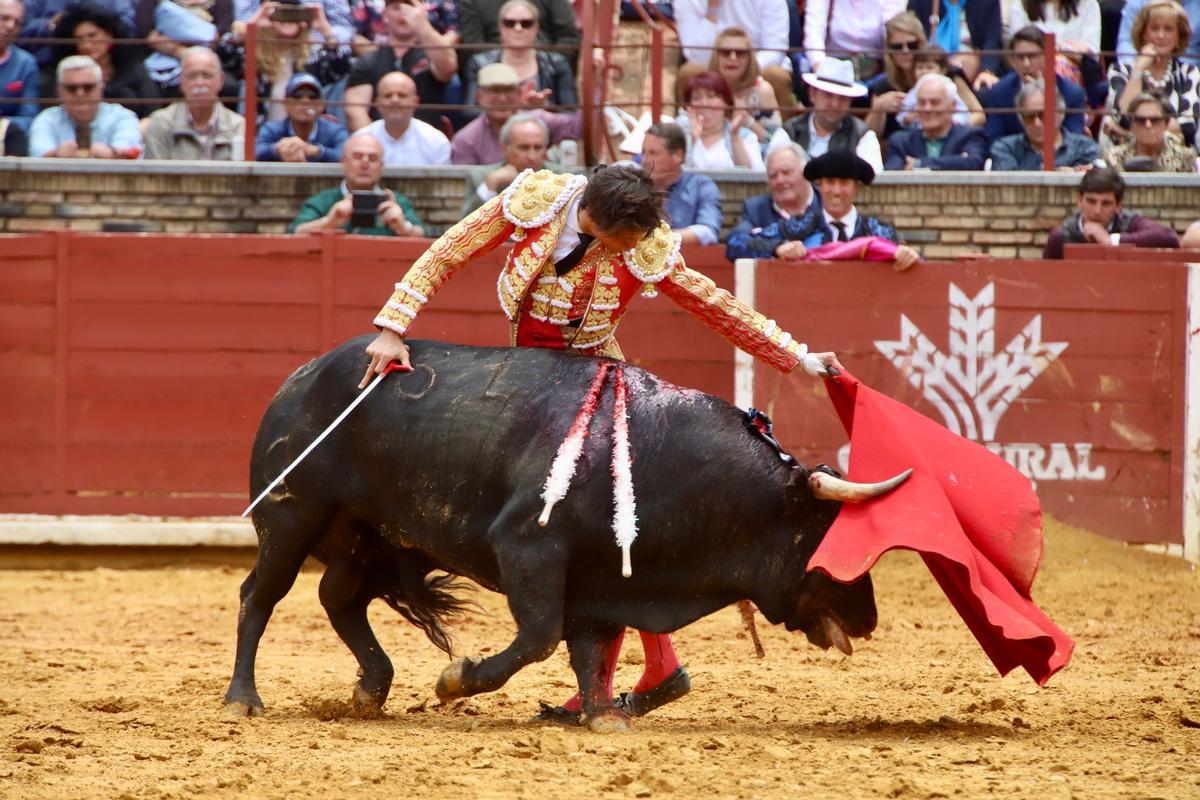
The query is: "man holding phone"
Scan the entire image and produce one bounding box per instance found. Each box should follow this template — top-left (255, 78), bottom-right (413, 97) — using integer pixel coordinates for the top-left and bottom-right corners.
top-left (28, 55), bottom-right (142, 158)
top-left (288, 132), bottom-right (427, 236)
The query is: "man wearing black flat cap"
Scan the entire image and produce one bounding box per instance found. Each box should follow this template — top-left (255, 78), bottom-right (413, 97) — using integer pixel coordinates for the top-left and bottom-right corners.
top-left (729, 151), bottom-right (920, 271)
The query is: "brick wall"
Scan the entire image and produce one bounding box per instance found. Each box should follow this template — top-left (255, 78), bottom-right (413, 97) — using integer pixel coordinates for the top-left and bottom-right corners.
top-left (1, 160), bottom-right (1197, 256)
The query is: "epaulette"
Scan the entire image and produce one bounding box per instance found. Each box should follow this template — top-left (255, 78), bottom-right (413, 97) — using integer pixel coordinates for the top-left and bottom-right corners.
top-left (623, 223), bottom-right (680, 284)
top-left (501, 169), bottom-right (587, 229)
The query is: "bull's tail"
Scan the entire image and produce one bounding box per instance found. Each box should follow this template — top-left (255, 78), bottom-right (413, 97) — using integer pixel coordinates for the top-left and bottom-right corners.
top-left (366, 539), bottom-right (476, 657)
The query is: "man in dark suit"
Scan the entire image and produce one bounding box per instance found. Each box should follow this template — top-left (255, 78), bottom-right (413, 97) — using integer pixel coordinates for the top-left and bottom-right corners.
top-left (885, 74), bottom-right (989, 171)
top-left (726, 143), bottom-right (823, 259)
top-left (979, 26), bottom-right (1088, 141)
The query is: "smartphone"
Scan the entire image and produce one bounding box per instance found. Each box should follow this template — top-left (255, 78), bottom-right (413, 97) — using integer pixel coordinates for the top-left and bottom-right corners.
top-left (350, 190), bottom-right (386, 228)
top-left (270, 4), bottom-right (313, 23)
top-left (74, 119), bottom-right (92, 152)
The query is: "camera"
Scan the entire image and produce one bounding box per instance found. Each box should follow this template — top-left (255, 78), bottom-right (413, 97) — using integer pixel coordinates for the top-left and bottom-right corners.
top-left (270, 3), bottom-right (314, 23)
top-left (350, 191), bottom-right (387, 228)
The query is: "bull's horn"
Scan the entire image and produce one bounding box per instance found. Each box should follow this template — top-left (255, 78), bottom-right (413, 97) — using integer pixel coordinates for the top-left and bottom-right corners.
top-left (822, 614), bottom-right (853, 656)
top-left (809, 468), bottom-right (913, 502)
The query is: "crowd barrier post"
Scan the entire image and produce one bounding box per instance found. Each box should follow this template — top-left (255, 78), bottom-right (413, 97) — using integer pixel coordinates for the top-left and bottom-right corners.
top-left (651, 24), bottom-right (664, 122)
top-left (1042, 32), bottom-right (1057, 172)
top-left (244, 23), bottom-right (259, 163)
top-left (580, 0), bottom-right (596, 165)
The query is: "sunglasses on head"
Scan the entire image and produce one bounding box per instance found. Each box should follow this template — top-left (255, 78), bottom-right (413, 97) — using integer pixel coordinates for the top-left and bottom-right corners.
top-left (890, 40), bottom-right (920, 51)
top-left (61, 82), bottom-right (98, 94)
top-left (502, 17), bottom-right (536, 28)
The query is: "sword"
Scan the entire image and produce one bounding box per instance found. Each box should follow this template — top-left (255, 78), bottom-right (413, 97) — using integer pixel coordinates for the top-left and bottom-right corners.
top-left (242, 361), bottom-right (412, 518)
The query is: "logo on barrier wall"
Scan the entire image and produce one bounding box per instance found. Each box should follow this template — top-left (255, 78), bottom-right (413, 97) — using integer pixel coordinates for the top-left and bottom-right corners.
top-left (871, 282), bottom-right (1105, 484)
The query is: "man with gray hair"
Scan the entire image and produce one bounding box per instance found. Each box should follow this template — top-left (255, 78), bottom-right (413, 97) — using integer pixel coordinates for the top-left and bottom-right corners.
top-left (884, 74), bottom-right (988, 171)
top-left (459, 112), bottom-right (563, 216)
top-left (28, 54), bottom-right (142, 158)
top-left (144, 47), bottom-right (245, 160)
top-left (990, 82), bottom-right (1100, 171)
top-left (726, 143), bottom-right (823, 259)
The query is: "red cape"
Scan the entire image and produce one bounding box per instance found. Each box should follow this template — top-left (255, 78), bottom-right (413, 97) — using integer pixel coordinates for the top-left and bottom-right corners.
top-left (809, 371), bottom-right (1074, 685)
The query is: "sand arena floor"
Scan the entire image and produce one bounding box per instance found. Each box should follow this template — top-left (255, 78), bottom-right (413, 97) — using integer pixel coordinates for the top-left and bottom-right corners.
top-left (1, 521), bottom-right (1197, 800)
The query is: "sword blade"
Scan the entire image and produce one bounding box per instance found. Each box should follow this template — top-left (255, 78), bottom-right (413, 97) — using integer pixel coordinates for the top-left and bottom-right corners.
top-left (242, 369), bottom-right (389, 518)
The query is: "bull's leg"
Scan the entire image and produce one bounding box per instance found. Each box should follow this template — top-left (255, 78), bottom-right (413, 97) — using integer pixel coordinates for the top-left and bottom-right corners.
top-left (568, 625), bottom-right (631, 733)
top-left (319, 561), bottom-right (394, 709)
top-left (224, 505), bottom-right (326, 717)
top-left (436, 524), bottom-right (565, 702)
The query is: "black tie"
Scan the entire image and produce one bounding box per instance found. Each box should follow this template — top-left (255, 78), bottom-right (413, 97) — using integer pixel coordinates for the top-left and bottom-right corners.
top-left (555, 233), bottom-right (595, 276)
top-left (833, 221), bottom-right (848, 242)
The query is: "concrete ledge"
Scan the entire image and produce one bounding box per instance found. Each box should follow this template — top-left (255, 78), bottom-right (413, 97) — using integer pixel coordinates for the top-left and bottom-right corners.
top-left (0, 515), bottom-right (256, 547)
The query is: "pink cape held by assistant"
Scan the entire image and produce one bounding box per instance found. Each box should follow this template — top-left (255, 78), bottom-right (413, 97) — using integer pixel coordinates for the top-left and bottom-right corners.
top-left (809, 370), bottom-right (1075, 686)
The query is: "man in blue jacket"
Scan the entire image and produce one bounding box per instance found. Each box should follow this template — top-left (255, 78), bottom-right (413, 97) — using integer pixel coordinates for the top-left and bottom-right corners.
top-left (0, 0), bottom-right (37, 135)
top-left (980, 26), bottom-right (1087, 141)
top-left (885, 74), bottom-right (989, 171)
top-left (255, 73), bottom-right (347, 163)
top-left (726, 143), bottom-right (823, 259)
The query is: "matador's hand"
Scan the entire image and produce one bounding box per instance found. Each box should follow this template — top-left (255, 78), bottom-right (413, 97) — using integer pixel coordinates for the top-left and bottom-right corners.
top-left (360, 329), bottom-right (411, 388)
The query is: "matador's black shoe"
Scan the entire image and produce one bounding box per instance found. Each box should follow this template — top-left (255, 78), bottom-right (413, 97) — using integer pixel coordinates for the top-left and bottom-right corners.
top-left (533, 702), bottom-right (582, 725)
top-left (614, 667), bottom-right (692, 717)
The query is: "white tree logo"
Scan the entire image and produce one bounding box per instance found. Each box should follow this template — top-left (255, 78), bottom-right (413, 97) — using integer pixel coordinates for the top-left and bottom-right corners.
top-left (874, 283), bottom-right (1068, 441)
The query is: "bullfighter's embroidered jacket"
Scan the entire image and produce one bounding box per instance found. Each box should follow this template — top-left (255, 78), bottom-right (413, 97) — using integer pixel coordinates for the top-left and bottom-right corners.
top-left (374, 169), bottom-right (809, 372)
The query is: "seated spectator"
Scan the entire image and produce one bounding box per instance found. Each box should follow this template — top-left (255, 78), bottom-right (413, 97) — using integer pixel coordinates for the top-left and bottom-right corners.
top-left (803, 0), bottom-right (903, 78)
top-left (362, 70), bottom-right (451, 164)
top-left (1, 115), bottom-right (28, 154)
top-left (866, 12), bottom-right (930, 140)
top-left (1117, 0), bottom-right (1200, 66)
top-left (980, 26), bottom-right (1088, 140)
top-left (29, 54), bottom-right (143, 157)
top-left (726, 151), bottom-right (920, 269)
top-left (1105, 0), bottom-right (1199, 148)
top-left (675, 0), bottom-right (794, 116)
top-left (20, 0), bottom-right (135, 66)
top-left (907, 0), bottom-right (1004, 88)
top-left (707, 27), bottom-right (783, 153)
top-left (1103, 93), bottom-right (1197, 170)
top-left (458, 0), bottom-right (579, 53)
top-left (0, 0), bottom-right (38, 135)
top-left (255, 72), bottom-right (346, 161)
top-left (1181, 219), bottom-right (1200, 246)
top-left (1043, 166), bottom-right (1180, 257)
top-left (1007, 0), bottom-right (1102, 58)
top-left (677, 71), bottom-right (767, 170)
top-left (463, 0), bottom-right (576, 112)
top-left (135, 0), bottom-right (234, 97)
top-left (991, 82), bottom-right (1101, 169)
top-left (460, 112), bottom-right (564, 216)
top-left (450, 62), bottom-right (580, 165)
top-left (41, 3), bottom-right (161, 118)
top-left (895, 46), bottom-right (986, 129)
top-left (784, 58), bottom-right (884, 173)
top-left (218, 0), bottom-right (351, 124)
top-left (234, 0), bottom-right (354, 44)
top-left (344, 0), bottom-right (457, 131)
top-left (726, 143), bottom-right (825, 259)
top-left (641, 121), bottom-right (723, 245)
top-left (885, 74), bottom-right (989, 169)
top-left (290, 132), bottom-right (427, 234)
top-left (144, 46), bottom-right (246, 159)
top-left (350, 0), bottom-right (460, 46)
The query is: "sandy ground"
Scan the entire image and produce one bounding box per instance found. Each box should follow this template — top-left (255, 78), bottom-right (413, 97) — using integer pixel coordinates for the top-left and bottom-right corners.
top-left (1, 521), bottom-right (1197, 800)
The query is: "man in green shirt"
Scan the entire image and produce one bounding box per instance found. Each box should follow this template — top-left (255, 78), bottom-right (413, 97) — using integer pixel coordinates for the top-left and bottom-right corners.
top-left (289, 133), bottom-right (428, 236)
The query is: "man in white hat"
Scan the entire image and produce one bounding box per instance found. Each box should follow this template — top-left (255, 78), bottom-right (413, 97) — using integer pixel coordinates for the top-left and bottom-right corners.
top-left (783, 57), bottom-right (882, 173)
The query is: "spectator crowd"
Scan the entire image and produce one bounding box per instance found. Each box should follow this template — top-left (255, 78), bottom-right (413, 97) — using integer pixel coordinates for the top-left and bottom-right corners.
top-left (0, 0), bottom-right (1197, 248)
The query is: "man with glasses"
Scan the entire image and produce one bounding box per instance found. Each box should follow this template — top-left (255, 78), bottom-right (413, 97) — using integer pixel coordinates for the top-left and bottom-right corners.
top-left (1103, 94), bottom-right (1198, 172)
top-left (1043, 166), bottom-right (1179, 257)
top-left (450, 62), bottom-right (580, 165)
top-left (990, 82), bottom-right (1099, 170)
top-left (256, 72), bottom-right (347, 162)
top-left (979, 26), bottom-right (1088, 141)
top-left (144, 47), bottom-right (245, 160)
top-left (28, 54), bottom-right (141, 157)
top-left (0, 0), bottom-right (38, 148)
top-left (344, 0), bottom-right (457, 132)
top-left (289, 132), bottom-right (428, 236)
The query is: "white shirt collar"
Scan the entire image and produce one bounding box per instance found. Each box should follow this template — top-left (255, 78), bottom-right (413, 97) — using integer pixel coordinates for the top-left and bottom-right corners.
top-left (823, 206), bottom-right (858, 237)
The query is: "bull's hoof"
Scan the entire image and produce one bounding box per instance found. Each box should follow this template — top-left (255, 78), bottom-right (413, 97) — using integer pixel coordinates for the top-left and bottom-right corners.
top-left (351, 683), bottom-right (387, 710)
top-left (224, 699), bottom-right (264, 718)
top-left (616, 667), bottom-right (691, 717)
top-left (584, 710), bottom-right (632, 733)
top-left (435, 657), bottom-right (477, 701)
top-left (533, 702), bottom-right (582, 726)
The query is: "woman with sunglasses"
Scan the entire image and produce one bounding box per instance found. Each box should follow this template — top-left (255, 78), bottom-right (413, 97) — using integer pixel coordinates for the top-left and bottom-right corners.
top-left (1103, 93), bottom-right (1197, 171)
top-left (706, 27), bottom-right (784, 151)
top-left (1104, 0), bottom-right (1198, 149)
top-left (463, 0), bottom-right (576, 112)
top-left (865, 11), bottom-right (928, 138)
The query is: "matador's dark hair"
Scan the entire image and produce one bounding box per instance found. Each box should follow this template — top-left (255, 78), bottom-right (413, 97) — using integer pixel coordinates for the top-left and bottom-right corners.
top-left (579, 165), bottom-right (667, 236)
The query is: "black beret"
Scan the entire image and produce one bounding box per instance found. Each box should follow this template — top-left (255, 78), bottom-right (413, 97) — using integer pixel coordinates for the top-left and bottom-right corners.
top-left (803, 151), bottom-right (876, 185)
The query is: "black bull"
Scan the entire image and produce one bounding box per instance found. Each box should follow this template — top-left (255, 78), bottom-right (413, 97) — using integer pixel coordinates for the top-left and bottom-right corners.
top-left (224, 338), bottom-right (893, 727)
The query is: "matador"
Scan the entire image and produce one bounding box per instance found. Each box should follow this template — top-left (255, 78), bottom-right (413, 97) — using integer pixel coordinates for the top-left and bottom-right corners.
top-left (362, 166), bottom-right (841, 720)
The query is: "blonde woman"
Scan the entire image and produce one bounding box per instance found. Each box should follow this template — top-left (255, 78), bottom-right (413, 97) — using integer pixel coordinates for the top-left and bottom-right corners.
top-left (707, 27), bottom-right (781, 146)
top-left (865, 12), bottom-right (926, 138)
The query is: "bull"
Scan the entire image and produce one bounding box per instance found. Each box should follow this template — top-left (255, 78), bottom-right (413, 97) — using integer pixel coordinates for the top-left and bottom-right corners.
top-left (224, 338), bottom-right (907, 729)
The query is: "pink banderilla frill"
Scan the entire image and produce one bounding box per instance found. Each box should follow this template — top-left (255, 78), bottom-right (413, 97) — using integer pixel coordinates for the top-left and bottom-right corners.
top-left (537, 362), bottom-right (641, 577)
